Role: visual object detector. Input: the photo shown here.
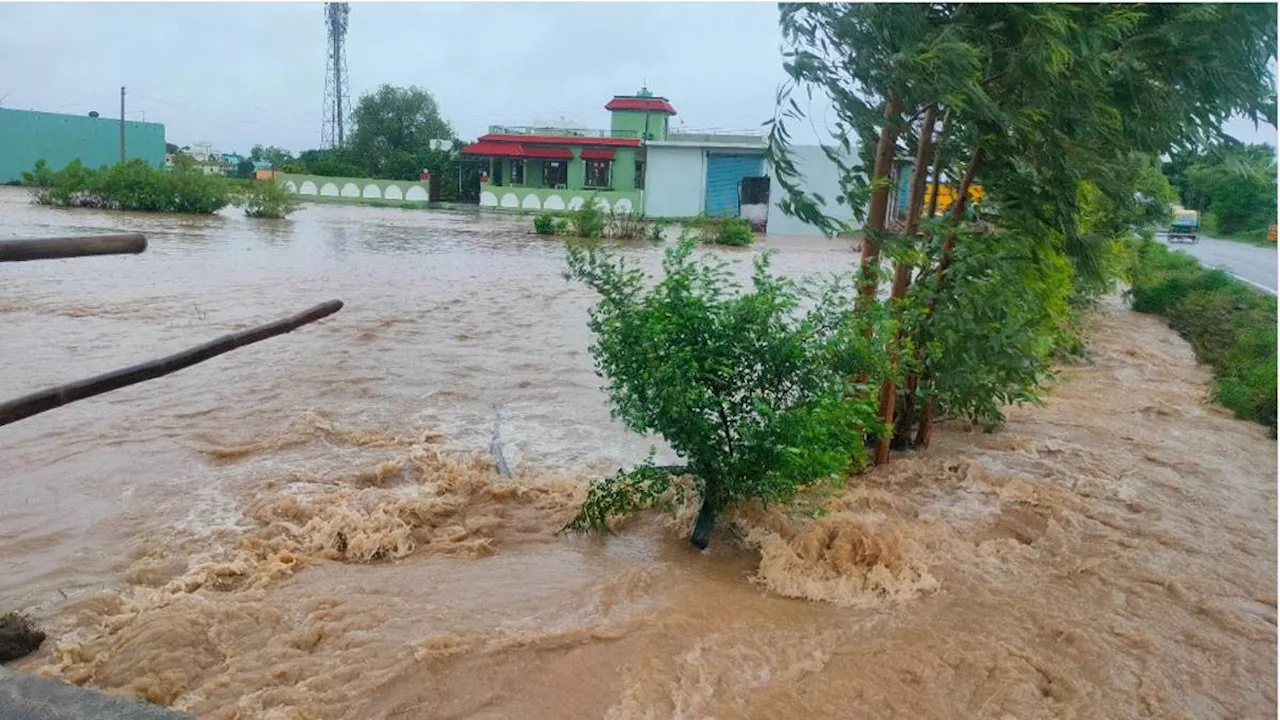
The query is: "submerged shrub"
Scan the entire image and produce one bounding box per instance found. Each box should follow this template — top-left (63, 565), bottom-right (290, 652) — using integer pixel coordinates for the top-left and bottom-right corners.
top-left (533, 212), bottom-right (556, 235)
top-left (562, 238), bottom-right (887, 548)
top-left (237, 179), bottom-right (299, 219)
top-left (687, 216), bottom-right (755, 247)
top-left (22, 159), bottom-right (232, 215)
top-left (570, 197), bottom-right (607, 238)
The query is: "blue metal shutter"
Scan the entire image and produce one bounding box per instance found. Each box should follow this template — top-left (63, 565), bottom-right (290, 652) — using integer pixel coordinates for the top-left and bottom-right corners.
top-left (704, 153), bottom-right (764, 217)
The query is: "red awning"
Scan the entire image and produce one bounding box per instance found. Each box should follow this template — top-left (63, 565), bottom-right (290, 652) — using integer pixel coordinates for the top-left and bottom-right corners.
top-left (605, 97), bottom-right (678, 115)
top-left (523, 146), bottom-right (574, 160)
top-left (579, 148), bottom-right (615, 161)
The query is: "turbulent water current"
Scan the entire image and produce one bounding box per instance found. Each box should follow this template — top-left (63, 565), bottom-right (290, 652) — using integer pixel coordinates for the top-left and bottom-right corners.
top-left (1, 186), bottom-right (1274, 719)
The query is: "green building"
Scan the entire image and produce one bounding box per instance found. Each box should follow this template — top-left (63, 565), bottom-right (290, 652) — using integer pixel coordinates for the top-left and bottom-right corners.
top-left (0, 108), bottom-right (166, 183)
top-left (462, 88), bottom-right (677, 215)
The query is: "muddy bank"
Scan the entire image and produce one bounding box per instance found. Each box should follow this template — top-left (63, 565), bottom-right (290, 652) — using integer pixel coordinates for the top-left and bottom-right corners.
top-left (5, 302), bottom-right (1272, 719)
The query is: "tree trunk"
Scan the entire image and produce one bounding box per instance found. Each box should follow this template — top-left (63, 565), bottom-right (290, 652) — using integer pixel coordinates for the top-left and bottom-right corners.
top-left (899, 110), bottom-right (952, 444)
top-left (691, 496), bottom-right (718, 550)
top-left (858, 91), bottom-right (904, 310)
top-left (915, 147), bottom-right (985, 449)
top-left (875, 105), bottom-right (937, 466)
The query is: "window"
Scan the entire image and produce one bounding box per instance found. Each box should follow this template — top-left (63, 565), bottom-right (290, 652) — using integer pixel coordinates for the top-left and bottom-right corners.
top-left (543, 161), bottom-right (567, 188)
top-left (510, 160), bottom-right (524, 185)
top-left (635, 161), bottom-right (645, 190)
top-left (585, 160), bottom-right (611, 188)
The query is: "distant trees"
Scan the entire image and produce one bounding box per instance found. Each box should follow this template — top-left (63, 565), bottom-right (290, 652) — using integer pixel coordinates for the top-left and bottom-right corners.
top-left (249, 144), bottom-right (295, 169)
top-left (1164, 142), bottom-right (1278, 239)
top-left (276, 84), bottom-right (479, 201)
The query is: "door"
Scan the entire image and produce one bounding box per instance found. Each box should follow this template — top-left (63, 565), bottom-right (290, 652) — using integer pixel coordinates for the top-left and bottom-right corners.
top-left (704, 153), bottom-right (764, 217)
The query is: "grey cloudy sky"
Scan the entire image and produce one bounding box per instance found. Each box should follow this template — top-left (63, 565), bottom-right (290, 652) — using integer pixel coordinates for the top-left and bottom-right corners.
top-left (0, 2), bottom-right (1274, 155)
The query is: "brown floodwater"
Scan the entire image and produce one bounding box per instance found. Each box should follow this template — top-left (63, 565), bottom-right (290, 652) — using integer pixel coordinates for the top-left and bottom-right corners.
top-left (1, 185), bottom-right (1275, 719)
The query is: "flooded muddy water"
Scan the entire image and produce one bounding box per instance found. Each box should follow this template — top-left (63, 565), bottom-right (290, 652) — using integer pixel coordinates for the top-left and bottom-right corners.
top-left (2, 186), bottom-right (1275, 718)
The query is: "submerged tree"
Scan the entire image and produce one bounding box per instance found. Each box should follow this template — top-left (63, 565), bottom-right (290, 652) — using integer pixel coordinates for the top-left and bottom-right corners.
top-left (562, 239), bottom-right (887, 548)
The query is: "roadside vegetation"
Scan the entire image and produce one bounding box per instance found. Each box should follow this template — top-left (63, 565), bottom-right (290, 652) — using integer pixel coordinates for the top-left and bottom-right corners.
top-left (23, 158), bottom-right (233, 214)
top-left (1127, 239), bottom-right (1277, 434)
top-left (686, 216), bottom-right (755, 247)
top-left (562, 3), bottom-right (1276, 547)
top-left (1163, 143), bottom-right (1278, 245)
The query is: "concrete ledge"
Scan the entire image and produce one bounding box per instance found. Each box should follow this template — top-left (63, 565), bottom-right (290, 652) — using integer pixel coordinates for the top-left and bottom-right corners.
top-left (0, 667), bottom-right (190, 719)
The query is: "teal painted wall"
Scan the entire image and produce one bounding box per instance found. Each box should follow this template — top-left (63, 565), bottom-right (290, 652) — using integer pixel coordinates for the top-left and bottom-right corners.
top-left (613, 148), bottom-right (637, 192)
top-left (0, 108), bottom-right (166, 183)
top-left (568, 150), bottom-right (586, 189)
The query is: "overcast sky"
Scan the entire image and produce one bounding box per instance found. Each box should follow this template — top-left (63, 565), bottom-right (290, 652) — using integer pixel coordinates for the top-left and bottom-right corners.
top-left (0, 2), bottom-right (1274, 155)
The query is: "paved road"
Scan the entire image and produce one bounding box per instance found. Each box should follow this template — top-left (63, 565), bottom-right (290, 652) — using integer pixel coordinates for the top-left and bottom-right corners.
top-left (1157, 232), bottom-right (1277, 294)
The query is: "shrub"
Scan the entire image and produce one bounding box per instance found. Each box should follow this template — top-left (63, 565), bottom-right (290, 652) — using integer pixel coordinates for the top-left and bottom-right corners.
top-left (237, 179), bottom-right (299, 219)
top-left (686, 216), bottom-right (755, 246)
top-left (533, 212), bottom-right (557, 235)
top-left (562, 238), bottom-right (887, 548)
top-left (1126, 238), bottom-right (1277, 433)
top-left (21, 159), bottom-right (232, 215)
top-left (606, 210), bottom-right (650, 240)
top-left (569, 197), bottom-right (607, 238)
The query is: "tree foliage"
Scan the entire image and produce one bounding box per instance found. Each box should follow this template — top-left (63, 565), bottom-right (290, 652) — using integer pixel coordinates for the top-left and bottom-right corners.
top-left (563, 239), bottom-right (886, 547)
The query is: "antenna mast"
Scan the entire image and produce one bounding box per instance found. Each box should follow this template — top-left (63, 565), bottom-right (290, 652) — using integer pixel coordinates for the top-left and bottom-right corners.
top-left (322, 3), bottom-right (350, 148)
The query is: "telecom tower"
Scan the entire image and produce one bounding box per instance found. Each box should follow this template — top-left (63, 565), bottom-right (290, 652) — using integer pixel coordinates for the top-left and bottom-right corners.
top-left (322, 2), bottom-right (350, 148)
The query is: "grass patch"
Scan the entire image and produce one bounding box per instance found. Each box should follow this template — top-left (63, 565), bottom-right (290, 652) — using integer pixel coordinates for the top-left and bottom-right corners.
top-left (1127, 238), bottom-right (1277, 434)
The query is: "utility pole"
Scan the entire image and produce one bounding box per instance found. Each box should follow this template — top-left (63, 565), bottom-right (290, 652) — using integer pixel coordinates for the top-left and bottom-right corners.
top-left (119, 86), bottom-right (126, 164)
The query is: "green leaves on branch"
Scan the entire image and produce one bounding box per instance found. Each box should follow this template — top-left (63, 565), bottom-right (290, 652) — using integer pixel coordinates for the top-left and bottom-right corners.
top-left (563, 239), bottom-right (887, 545)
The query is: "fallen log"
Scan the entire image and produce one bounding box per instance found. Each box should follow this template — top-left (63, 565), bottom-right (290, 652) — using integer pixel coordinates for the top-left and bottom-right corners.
top-left (0, 234), bottom-right (147, 262)
top-left (0, 300), bottom-right (343, 428)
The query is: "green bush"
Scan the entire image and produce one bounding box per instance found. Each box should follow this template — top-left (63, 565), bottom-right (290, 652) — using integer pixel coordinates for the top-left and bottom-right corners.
top-left (687, 216), bottom-right (755, 246)
top-left (569, 197), bottom-right (607, 238)
top-left (237, 179), bottom-right (298, 219)
top-left (22, 159), bottom-right (232, 215)
top-left (533, 213), bottom-right (557, 235)
top-left (562, 239), bottom-right (887, 548)
top-left (1127, 238), bottom-right (1277, 433)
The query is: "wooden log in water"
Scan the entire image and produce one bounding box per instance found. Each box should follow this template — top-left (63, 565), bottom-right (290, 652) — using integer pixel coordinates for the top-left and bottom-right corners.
top-left (0, 234), bottom-right (147, 262)
top-left (0, 300), bottom-right (343, 428)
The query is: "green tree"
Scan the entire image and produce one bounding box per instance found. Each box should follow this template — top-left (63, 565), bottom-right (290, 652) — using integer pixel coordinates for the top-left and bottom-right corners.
top-left (563, 239), bottom-right (887, 548)
top-left (236, 158), bottom-right (256, 179)
top-left (249, 144), bottom-right (295, 169)
top-left (347, 84), bottom-right (456, 180)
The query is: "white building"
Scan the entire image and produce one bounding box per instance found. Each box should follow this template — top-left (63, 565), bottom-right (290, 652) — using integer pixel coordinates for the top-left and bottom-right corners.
top-left (642, 132), bottom-right (860, 237)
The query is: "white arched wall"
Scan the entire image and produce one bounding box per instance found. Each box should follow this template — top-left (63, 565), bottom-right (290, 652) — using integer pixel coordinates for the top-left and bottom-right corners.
top-left (299, 181), bottom-right (318, 195)
top-left (405, 186), bottom-right (429, 201)
top-left (384, 185), bottom-right (403, 200)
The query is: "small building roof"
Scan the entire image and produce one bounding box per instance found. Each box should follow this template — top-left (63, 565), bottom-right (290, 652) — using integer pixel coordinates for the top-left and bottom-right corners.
top-left (605, 96), bottom-right (678, 115)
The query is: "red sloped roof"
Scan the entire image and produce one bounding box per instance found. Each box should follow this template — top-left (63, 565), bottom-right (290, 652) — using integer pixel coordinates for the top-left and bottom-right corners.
top-left (476, 133), bottom-right (641, 148)
top-left (579, 148), bottom-right (615, 160)
top-left (605, 97), bottom-right (677, 115)
top-left (461, 142), bottom-right (526, 158)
